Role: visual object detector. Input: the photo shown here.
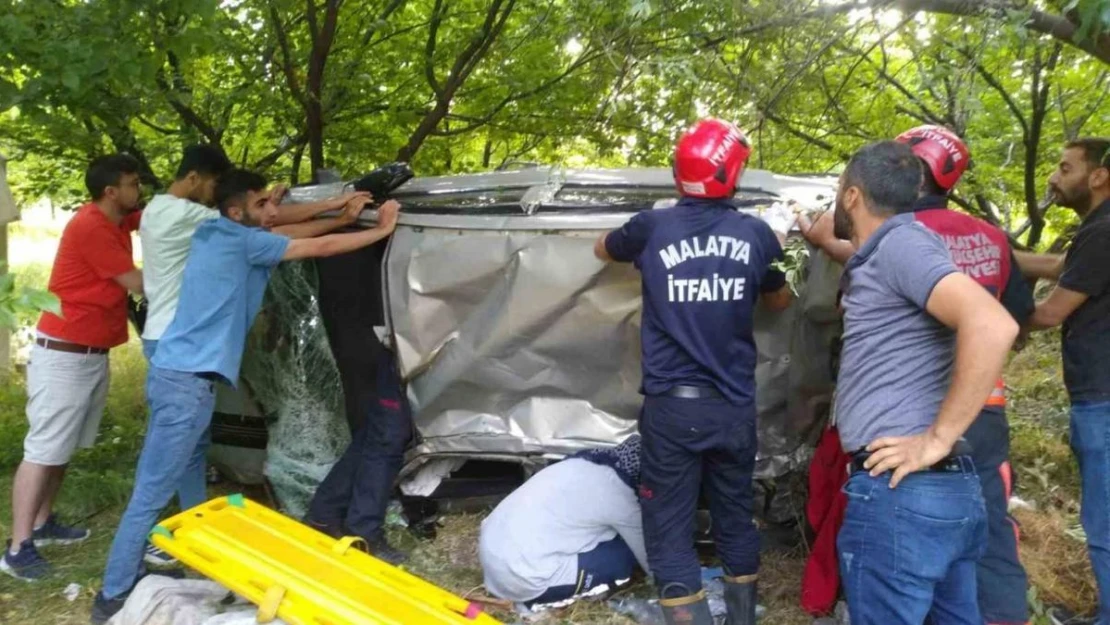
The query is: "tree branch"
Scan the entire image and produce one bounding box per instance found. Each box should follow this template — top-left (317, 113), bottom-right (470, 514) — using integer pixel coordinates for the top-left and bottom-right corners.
top-left (253, 133), bottom-right (308, 171)
top-left (424, 0), bottom-right (446, 98)
top-left (894, 0), bottom-right (1110, 66)
top-left (136, 115), bottom-right (180, 136)
top-left (430, 46), bottom-right (607, 137)
top-left (706, 0), bottom-right (1110, 65)
top-left (951, 44), bottom-right (1028, 136)
top-left (759, 107), bottom-right (851, 161)
top-left (361, 0), bottom-right (408, 46)
top-left (268, 2), bottom-right (305, 106)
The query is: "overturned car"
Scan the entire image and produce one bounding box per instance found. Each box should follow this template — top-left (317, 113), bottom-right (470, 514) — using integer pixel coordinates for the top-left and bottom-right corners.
top-left (216, 166), bottom-right (844, 523)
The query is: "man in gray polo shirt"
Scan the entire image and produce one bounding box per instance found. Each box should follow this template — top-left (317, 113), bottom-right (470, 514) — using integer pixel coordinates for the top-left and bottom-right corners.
top-left (831, 142), bottom-right (1018, 625)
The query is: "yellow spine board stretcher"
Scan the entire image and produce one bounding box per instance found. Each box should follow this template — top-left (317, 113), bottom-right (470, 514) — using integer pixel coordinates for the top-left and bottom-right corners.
top-left (150, 495), bottom-right (502, 625)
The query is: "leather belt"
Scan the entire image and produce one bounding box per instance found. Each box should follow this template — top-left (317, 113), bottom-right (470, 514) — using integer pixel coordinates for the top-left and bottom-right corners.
top-left (850, 439), bottom-right (974, 475)
top-left (664, 385), bottom-right (723, 400)
top-left (36, 338), bottom-right (108, 355)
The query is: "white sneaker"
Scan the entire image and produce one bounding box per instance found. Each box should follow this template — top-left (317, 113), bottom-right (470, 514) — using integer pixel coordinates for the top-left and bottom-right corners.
top-left (143, 543), bottom-right (179, 567)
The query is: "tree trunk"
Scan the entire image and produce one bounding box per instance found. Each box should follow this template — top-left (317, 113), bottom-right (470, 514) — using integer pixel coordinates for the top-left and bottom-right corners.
top-left (307, 99), bottom-right (326, 182)
top-left (397, 100), bottom-right (450, 163)
top-left (291, 142), bottom-right (306, 185)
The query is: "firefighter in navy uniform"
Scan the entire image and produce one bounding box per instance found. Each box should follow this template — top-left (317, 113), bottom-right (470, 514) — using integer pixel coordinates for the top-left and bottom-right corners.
top-left (594, 118), bottom-right (794, 625)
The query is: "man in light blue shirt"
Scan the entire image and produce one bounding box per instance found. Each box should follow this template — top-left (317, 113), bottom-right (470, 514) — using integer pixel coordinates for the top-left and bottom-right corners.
top-left (92, 169), bottom-right (400, 624)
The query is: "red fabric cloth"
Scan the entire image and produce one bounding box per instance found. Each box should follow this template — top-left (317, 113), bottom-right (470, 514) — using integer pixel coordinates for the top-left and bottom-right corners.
top-left (37, 203), bottom-right (141, 348)
top-left (801, 426), bottom-right (850, 616)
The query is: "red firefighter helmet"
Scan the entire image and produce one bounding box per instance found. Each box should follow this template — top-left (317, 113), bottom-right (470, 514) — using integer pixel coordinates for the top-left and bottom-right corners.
top-left (895, 125), bottom-right (970, 191)
top-left (673, 119), bottom-right (752, 199)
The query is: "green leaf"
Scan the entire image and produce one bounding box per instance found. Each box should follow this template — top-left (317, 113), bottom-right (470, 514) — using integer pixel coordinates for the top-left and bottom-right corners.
top-left (19, 288), bottom-right (61, 317)
top-left (61, 68), bottom-right (80, 92)
top-left (0, 308), bottom-right (15, 331)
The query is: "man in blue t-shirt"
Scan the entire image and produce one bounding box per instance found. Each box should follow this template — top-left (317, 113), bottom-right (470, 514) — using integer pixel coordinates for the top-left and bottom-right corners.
top-left (91, 169), bottom-right (400, 624)
top-left (594, 118), bottom-right (793, 625)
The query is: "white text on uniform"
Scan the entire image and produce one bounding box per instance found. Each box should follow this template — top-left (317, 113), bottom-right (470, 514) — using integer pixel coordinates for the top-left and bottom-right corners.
top-left (659, 235), bottom-right (751, 270)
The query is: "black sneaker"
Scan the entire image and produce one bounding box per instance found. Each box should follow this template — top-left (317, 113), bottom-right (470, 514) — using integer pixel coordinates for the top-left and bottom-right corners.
top-left (1, 539), bottom-right (51, 581)
top-left (143, 543), bottom-right (179, 567)
top-left (367, 536), bottom-right (407, 565)
top-left (32, 514), bottom-right (91, 547)
top-left (90, 591), bottom-right (127, 625)
top-left (90, 570), bottom-right (188, 625)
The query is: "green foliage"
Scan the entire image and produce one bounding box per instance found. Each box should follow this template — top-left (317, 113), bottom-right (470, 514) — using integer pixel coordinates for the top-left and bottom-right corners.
top-left (1066, 0), bottom-right (1110, 42)
top-left (0, 261), bottom-right (59, 330)
top-left (0, 1), bottom-right (1105, 250)
top-left (772, 238), bottom-right (811, 297)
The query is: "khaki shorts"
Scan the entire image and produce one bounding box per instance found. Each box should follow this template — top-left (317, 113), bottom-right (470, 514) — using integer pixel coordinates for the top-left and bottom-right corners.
top-left (23, 342), bottom-right (110, 466)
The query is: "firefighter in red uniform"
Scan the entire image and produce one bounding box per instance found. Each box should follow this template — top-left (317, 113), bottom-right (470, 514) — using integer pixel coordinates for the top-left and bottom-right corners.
top-left (801, 126), bottom-right (1034, 625)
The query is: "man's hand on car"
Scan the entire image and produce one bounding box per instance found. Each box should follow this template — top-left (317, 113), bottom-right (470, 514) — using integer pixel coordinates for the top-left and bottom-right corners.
top-left (798, 208), bottom-right (835, 247)
top-left (376, 199), bottom-right (401, 234)
top-left (339, 192), bottom-right (372, 224)
top-left (269, 183), bottom-right (288, 206)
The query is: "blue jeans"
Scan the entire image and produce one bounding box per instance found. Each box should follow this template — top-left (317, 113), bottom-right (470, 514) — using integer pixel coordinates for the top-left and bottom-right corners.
top-left (838, 462), bottom-right (987, 625)
top-left (101, 367), bottom-right (216, 599)
top-left (140, 339), bottom-right (209, 510)
top-left (639, 395), bottom-right (758, 597)
top-left (525, 535), bottom-right (638, 607)
top-left (1071, 400), bottom-right (1110, 624)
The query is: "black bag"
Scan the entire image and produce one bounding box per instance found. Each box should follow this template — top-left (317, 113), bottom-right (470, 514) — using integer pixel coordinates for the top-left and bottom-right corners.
top-left (128, 295), bottom-right (147, 335)
top-left (351, 162), bottom-right (414, 202)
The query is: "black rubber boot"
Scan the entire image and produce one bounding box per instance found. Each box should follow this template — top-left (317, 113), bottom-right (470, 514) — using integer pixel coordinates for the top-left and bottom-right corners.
top-left (660, 589), bottom-right (714, 625)
top-left (722, 574), bottom-right (758, 625)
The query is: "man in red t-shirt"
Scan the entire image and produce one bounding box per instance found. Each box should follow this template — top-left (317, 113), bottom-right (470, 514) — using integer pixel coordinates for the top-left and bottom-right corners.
top-left (800, 127), bottom-right (1034, 625)
top-left (2, 154), bottom-right (144, 581)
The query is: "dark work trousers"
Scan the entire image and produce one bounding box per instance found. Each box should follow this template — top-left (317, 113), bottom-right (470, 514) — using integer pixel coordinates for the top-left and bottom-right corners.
top-left (307, 348), bottom-right (413, 542)
top-left (524, 535), bottom-right (639, 608)
top-left (962, 406), bottom-right (1029, 625)
top-left (639, 394), bottom-right (759, 597)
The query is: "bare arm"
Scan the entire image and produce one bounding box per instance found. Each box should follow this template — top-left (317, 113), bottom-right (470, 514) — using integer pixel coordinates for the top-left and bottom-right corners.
top-left (113, 269), bottom-right (144, 296)
top-left (283, 200), bottom-right (400, 260)
top-left (798, 209), bottom-right (855, 264)
top-left (761, 285), bottom-right (792, 311)
top-left (594, 231), bottom-right (614, 262)
top-left (272, 193), bottom-right (369, 239)
top-left (272, 217), bottom-right (351, 239)
top-left (1028, 285), bottom-right (1088, 330)
top-left (271, 188), bottom-right (371, 226)
top-left (1014, 250), bottom-right (1065, 281)
top-left (865, 273), bottom-right (1018, 487)
top-left (273, 200), bottom-right (343, 226)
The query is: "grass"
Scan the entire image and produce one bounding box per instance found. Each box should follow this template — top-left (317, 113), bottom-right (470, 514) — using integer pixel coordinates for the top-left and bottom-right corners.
top-left (0, 340), bottom-right (148, 624)
top-left (0, 255), bottom-right (1096, 623)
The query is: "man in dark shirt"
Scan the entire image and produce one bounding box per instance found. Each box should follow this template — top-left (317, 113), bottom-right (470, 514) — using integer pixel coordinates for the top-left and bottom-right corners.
top-left (595, 118), bottom-right (792, 625)
top-left (1019, 137), bottom-right (1110, 624)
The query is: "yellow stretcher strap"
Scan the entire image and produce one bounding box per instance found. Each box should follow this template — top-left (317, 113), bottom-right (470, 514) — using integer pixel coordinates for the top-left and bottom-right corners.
top-left (257, 585), bottom-right (286, 623)
top-left (723, 573), bottom-right (758, 584)
top-left (659, 590), bottom-right (708, 607)
top-left (332, 536), bottom-right (368, 556)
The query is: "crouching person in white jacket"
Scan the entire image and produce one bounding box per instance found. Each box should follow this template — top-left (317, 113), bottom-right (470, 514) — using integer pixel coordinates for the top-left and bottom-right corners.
top-left (479, 435), bottom-right (649, 611)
